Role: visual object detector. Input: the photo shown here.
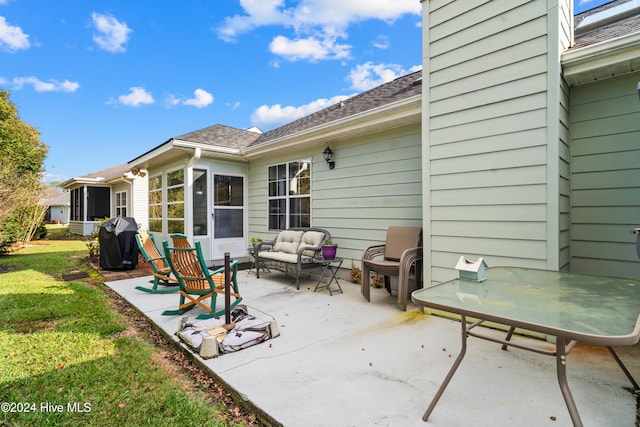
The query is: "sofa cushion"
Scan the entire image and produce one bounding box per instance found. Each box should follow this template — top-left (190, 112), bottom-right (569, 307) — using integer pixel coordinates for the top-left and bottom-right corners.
top-left (298, 231), bottom-right (325, 257)
top-left (273, 230), bottom-right (304, 254)
top-left (258, 251), bottom-right (314, 264)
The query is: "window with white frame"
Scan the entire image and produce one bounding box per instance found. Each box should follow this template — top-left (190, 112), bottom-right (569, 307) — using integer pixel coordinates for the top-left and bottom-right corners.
top-left (115, 191), bottom-right (127, 217)
top-left (148, 175), bottom-right (163, 232)
top-left (166, 169), bottom-right (185, 234)
top-left (268, 160), bottom-right (311, 230)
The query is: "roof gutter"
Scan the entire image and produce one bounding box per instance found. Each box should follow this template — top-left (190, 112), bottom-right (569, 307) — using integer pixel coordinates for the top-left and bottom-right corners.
top-left (60, 176), bottom-right (106, 188)
top-left (172, 139), bottom-right (244, 157)
top-left (562, 32), bottom-right (640, 83)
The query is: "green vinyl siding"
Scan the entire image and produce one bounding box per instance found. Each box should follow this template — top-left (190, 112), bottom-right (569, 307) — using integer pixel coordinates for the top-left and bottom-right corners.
top-left (248, 124), bottom-right (422, 266)
top-left (570, 72), bottom-right (640, 279)
top-left (423, 0), bottom-right (572, 283)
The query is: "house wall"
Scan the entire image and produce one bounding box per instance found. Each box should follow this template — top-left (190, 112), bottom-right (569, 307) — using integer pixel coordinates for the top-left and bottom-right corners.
top-left (570, 72), bottom-right (640, 279)
top-left (48, 205), bottom-right (69, 224)
top-left (422, 0), bottom-right (572, 283)
top-left (131, 175), bottom-right (149, 231)
top-left (247, 124), bottom-right (422, 267)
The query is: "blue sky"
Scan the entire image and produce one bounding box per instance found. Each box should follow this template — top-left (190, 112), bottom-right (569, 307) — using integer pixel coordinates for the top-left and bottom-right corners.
top-left (1, 0), bottom-right (611, 183)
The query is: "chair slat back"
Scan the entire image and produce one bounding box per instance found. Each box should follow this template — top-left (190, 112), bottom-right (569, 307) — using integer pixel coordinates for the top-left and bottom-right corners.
top-left (384, 227), bottom-right (422, 261)
top-left (171, 233), bottom-right (192, 249)
top-left (139, 232), bottom-right (165, 270)
top-left (165, 242), bottom-right (210, 292)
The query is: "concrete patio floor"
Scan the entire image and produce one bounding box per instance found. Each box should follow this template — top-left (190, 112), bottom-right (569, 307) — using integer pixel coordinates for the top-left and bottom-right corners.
top-left (105, 269), bottom-right (640, 427)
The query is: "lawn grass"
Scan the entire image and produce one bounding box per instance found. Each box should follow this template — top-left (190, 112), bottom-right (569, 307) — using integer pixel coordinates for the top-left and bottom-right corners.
top-left (0, 239), bottom-right (253, 426)
top-left (43, 224), bottom-right (72, 240)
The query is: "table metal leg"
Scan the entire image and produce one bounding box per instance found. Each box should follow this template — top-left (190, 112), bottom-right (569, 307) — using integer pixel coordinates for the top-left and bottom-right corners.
top-left (423, 315), bottom-right (468, 422)
top-left (607, 346), bottom-right (640, 390)
top-left (556, 338), bottom-right (583, 427)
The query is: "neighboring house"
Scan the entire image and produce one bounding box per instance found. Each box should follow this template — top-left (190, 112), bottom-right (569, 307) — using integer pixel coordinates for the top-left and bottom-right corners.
top-left (123, 0), bottom-right (638, 282)
top-left (420, 0), bottom-right (640, 282)
top-left (61, 164), bottom-right (149, 236)
top-left (41, 190), bottom-right (70, 224)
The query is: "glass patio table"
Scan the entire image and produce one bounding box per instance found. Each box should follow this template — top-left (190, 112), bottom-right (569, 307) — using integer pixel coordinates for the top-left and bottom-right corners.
top-left (411, 267), bottom-right (640, 427)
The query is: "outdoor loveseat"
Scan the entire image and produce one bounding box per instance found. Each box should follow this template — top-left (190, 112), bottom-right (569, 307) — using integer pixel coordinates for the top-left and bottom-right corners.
top-left (255, 227), bottom-right (331, 289)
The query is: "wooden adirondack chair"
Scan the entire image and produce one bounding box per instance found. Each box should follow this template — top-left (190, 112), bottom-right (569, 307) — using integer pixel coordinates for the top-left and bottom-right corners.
top-left (170, 233), bottom-right (192, 248)
top-left (161, 240), bottom-right (242, 319)
top-left (135, 232), bottom-right (178, 294)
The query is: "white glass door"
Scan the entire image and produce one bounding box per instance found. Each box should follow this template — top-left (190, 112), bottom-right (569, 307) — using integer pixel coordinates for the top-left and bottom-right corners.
top-left (212, 174), bottom-right (245, 258)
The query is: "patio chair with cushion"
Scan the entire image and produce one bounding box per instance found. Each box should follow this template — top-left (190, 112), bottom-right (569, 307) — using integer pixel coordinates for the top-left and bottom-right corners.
top-left (361, 226), bottom-right (423, 310)
top-left (162, 240), bottom-right (242, 319)
top-left (135, 231), bottom-right (178, 294)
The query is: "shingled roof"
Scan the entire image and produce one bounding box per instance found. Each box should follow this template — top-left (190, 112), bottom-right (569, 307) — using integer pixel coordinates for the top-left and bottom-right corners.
top-left (248, 70), bottom-right (423, 148)
top-left (173, 123), bottom-right (261, 150)
top-left (79, 163), bottom-right (130, 180)
top-left (573, 0), bottom-right (640, 49)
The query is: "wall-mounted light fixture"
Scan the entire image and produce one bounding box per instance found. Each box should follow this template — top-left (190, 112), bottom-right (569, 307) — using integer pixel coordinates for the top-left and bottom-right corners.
top-left (323, 147), bottom-right (335, 169)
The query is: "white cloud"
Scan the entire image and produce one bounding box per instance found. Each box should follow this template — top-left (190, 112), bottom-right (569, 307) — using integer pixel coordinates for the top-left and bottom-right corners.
top-left (183, 88), bottom-right (214, 108)
top-left (115, 87), bottom-right (154, 107)
top-left (251, 95), bottom-right (349, 129)
top-left (347, 62), bottom-right (420, 91)
top-left (372, 35), bottom-right (390, 50)
top-left (9, 76), bottom-right (79, 92)
top-left (269, 33), bottom-right (350, 61)
top-left (91, 13), bottom-right (131, 53)
top-left (217, 0), bottom-right (420, 61)
top-left (164, 88), bottom-right (214, 108)
top-left (0, 16), bottom-right (30, 52)
top-left (217, 0), bottom-right (290, 42)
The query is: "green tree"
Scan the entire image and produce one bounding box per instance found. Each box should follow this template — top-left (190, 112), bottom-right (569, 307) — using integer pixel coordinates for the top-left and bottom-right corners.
top-left (0, 89), bottom-right (48, 252)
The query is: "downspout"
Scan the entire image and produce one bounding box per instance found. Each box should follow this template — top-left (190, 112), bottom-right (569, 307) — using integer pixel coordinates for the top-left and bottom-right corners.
top-left (186, 147), bottom-right (202, 167)
top-left (184, 147), bottom-right (201, 239)
top-left (121, 172), bottom-right (135, 221)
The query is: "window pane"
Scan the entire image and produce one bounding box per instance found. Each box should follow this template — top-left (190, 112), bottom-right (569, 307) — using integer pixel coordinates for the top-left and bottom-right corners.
top-left (268, 199), bottom-right (286, 230)
top-left (167, 203), bottom-right (184, 219)
top-left (214, 209), bottom-right (243, 238)
top-left (289, 197), bottom-right (310, 228)
top-left (149, 219), bottom-right (162, 232)
top-left (268, 165), bottom-right (287, 197)
top-left (214, 175), bottom-right (243, 206)
top-left (149, 176), bottom-right (162, 191)
top-left (149, 205), bottom-right (162, 218)
top-left (289, 161), bottom-right (310, 195)
top-left (149, 190), bottom-right (162, 204)
top-left (167, 170), bottom-right (184, 186)
top-left (193, 169), bottom-right (207, 236)
top-left (167, 186), bottom-right (184, 203)
top-left (87, 186), bottom-right (110, 220)
top-left (167, 219), bottom-right (184, 234)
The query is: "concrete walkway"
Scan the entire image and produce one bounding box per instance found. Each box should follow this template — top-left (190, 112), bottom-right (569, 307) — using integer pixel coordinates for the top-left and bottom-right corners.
top-left (105, 269), bottom-right (640, 427)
